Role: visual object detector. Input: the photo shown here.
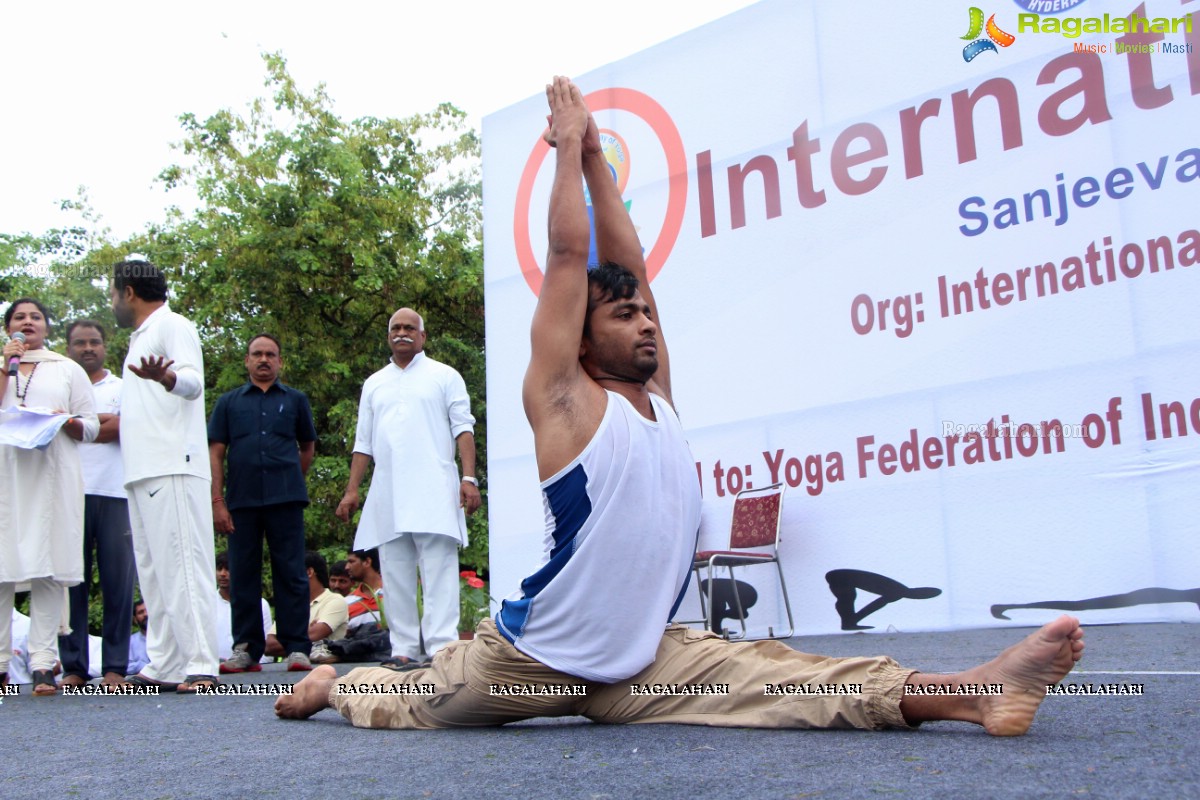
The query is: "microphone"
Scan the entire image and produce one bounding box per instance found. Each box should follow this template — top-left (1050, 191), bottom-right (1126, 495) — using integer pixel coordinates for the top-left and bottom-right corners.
top-left (7, 331), bottom-right (25, 377)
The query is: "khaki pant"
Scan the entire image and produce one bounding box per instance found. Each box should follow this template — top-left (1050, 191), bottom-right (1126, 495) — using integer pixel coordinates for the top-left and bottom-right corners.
top-left (330, 620), bottom-right (915, 730)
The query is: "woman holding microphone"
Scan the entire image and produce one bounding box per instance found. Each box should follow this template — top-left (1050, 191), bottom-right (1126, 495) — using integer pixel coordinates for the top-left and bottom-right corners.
top-left (1, 298), bottom-right (98, 695)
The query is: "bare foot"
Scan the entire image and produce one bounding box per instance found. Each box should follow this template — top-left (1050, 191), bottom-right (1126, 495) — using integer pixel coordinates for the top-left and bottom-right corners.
top-left (968, 615), bottom-right (1084, 736)
top-left (276, 664), bottom-right (337, 719)
top-left (100, 672), bottom-right (125, 692)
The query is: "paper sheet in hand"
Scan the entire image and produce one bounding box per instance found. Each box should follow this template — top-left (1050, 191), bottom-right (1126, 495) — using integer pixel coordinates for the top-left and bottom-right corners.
top-left (0, 406), bottom-right (71, 450)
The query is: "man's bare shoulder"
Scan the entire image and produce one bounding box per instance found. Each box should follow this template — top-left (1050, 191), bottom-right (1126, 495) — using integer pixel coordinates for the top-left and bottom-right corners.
top-left (646, 379), bottom-right (674, 413)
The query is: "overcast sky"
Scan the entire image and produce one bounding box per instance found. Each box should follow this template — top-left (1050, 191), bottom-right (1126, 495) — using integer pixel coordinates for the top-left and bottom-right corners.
top-left (1, 0), bottom-right (757, 243)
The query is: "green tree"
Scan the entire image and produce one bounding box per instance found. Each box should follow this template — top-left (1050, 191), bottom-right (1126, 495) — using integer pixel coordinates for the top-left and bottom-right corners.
top-left (1, 189), bottom-right (118, 340)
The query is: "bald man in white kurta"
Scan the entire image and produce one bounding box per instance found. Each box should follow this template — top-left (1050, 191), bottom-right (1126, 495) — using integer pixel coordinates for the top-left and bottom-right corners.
top-left (350, 349), bottom-right (476, 660)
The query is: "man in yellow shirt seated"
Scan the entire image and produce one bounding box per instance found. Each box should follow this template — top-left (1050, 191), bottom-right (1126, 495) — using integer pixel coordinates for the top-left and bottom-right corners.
top-left (265, 552), bottom-right (347, 668)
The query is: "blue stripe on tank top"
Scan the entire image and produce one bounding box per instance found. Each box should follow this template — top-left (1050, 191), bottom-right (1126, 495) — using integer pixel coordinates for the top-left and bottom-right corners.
top-left (667, 569), bottom-right (693, 622)
top-left (496, 463), bottom-right (592, 641)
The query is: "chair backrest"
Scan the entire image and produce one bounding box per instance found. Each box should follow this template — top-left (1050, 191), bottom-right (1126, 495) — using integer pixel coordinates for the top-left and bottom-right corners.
top-left (728, 483), bottom-right (784, 550)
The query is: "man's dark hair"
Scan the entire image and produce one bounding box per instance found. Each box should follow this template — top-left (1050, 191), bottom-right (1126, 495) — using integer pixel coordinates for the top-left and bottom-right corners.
top-left (112, 259), bottom-right (168, 302)
top-left (246, 332), bottom-right (281, 355)
top-left (584, 262), bottom-right (639, 337)
top-left (215, 551), bottom-right (229, 571)
top-left (4, 297), bottom-right (53, 331)
top-left (306, 551), bottom-right (330, 587)
top-left (65, 319), bottom-right (107, 343)
top-left (330, 560), bottom-right (349, 578)
top-left (351, 548), bottom-right (380, 572)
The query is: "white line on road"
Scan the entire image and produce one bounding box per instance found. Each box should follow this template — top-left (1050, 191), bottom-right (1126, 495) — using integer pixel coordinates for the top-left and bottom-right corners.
top-left (1072, 670), bottom-right (1200, 675)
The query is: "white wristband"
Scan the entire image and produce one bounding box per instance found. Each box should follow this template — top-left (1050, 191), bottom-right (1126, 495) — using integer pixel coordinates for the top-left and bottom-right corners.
top-left (461, 476), bottom-right (478, 486)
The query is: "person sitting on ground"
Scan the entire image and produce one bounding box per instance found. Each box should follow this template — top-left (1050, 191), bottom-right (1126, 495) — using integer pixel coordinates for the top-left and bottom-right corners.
top-left (311, 549), bottom-right (389, 665)
top-left (265, 552), bottom-right (345, 669)
top-left (329, 561), bottom-right (352, 597)
top-left (3, 608), bottom-right (108, 689)
top-left (127, 601), bottom-right (150, 676)
top-left (344, 548), bottom-right (384, 630)
top-left (277, 76), bottom-right (1085, 736)
top-left (214, 552), bottom-right (272, 671)
top-left (6, 609), bottom-right (35, 686)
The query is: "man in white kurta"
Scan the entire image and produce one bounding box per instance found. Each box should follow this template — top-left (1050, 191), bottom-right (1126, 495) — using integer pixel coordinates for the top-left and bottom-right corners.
top-left (111, 259), bottom-right (219, 690)
top-left (336, 308), bottom-right (481, 662)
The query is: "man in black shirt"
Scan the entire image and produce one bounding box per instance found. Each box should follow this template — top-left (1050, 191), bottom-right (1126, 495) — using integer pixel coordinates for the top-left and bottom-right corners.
top-left (209, 333), bottom-right (317, 672)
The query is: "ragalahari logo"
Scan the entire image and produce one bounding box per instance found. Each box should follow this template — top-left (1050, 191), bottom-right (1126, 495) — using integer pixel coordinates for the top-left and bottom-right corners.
top-left (513, 88), bottom-right (688, 297)
top-left (962, 7), bottom-right (1017, 61)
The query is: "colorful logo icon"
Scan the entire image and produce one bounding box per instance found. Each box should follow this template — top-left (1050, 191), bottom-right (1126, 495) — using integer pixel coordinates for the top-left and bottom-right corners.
top-left (584, 129), bottom-right (634, 268)
top-left (513, 88), bottom-right (687, 297)
top-left (962, 7), bottom-right (1016, 61)
top-left (588, 129), bottom-right (631, 201)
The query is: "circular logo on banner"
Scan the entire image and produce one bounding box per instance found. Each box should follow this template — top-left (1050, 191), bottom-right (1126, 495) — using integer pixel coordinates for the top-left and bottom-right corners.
top-left (598, 129), bottom-right (631, 196)
top-left (1009, 0), bottom-right (1087, 13)
top-left (513, 88), bottom-right (688, 297)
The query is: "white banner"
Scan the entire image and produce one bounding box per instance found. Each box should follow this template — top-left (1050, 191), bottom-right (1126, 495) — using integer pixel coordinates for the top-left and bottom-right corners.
top-left (482, 0), bottom-right (1200, 635)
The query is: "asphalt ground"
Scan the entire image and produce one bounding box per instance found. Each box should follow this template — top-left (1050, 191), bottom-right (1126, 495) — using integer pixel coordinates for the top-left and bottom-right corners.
top-left (2, 621), bottom-right (1196, 800)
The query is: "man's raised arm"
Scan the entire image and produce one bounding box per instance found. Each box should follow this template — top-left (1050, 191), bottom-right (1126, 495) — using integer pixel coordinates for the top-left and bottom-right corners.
top-left (580, 112), bottom-right (672, 403)
top-left (523, 77), bottom-right (593, 423)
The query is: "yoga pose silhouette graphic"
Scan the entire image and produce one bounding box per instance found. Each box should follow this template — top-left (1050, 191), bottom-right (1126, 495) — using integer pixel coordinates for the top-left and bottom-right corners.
top-left (991, 588), bottom-right (1200, 620)
top-left (698, 578), bottom-right (759, 635)
top-left (825, 569), bottom-right (942, 631)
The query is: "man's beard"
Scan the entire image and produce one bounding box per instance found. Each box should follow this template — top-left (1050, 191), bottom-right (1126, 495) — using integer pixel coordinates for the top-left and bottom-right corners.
top-left (631, 353), bottom-right (659, 382)
top-left (112, 303), bottom-right (134, 329)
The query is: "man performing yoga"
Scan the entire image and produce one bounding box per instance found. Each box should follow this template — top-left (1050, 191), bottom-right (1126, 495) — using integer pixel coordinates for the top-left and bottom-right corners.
top-left (277, 77), bottom-right (1084, 735)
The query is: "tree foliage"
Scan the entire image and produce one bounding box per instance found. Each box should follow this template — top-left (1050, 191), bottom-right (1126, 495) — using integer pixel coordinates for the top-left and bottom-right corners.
top-left (0, 190), bottom-right (118, 338)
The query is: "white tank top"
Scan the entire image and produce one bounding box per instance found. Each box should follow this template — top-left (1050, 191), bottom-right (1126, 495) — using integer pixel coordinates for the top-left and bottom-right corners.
top-left (496, 391), bottom-right (702, 682)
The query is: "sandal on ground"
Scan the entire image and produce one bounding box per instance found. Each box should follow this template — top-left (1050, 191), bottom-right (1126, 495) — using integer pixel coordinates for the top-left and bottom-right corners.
top-left (31, 670), bottom-right (58, 696)
top-left (1, 672), bottom-right (8, 691)
top-left (380, 656), bottom-right (429, 673)
top-left (124, 673), bottom-right (181, 691)
top-left (176, 674), bottom-right (219, 694)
